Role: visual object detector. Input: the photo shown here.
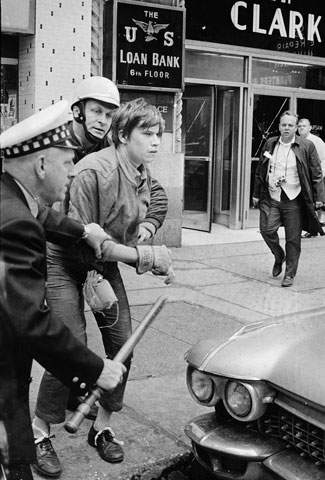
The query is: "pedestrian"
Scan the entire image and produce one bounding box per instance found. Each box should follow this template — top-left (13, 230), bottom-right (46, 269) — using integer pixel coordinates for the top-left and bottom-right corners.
top-left (252, 110), bottom-right (325, 287)
top-left (32, 97), bottom-right (174, 476)
top-left (66, 75), bottom-right (168, 243)
top-left (298, 117), bottom-right (325, 237)
top-left (0, 100), bottom-right (127, 480)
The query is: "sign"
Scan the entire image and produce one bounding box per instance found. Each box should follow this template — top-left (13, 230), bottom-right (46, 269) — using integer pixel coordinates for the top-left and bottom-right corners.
top-left (120, 91), bottom-right (174, 132)
top-left (106, 0), bottom-right (185, 91)
top-left (1, 0), bottom-right (35, 34)
top-left (186, 0), bottom-right (325, 58)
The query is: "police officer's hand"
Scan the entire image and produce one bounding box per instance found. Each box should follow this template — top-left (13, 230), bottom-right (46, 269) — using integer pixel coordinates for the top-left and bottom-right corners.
top-left (83, 223), bottom-right (111, 260)
top-left (0, 420), bottom-right (9, 475)
top-left (315, 201), bottom-right (323, 210)
top-left (96, 359), bottom-right (126, 392)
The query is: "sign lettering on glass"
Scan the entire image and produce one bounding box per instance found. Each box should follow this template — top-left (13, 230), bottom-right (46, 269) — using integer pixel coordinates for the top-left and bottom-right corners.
top-left (186, 0), bottom-right (324, 58)
top-left (116, 0), bottom-right (184, 90)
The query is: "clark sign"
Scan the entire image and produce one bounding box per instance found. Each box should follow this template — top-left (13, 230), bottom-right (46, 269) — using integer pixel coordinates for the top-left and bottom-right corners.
top-left (114, 0), bottom-right (184, 90)
top-left (186, 0), bottom-right (324, 57)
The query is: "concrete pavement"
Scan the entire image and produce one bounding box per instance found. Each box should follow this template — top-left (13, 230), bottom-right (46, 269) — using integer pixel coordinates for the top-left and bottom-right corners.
top-left (30, 228), bottom-right (325, 479)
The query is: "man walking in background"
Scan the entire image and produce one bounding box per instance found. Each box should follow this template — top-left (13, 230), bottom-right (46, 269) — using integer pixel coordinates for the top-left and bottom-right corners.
top-left (253, 111), bottom-right (325, 287)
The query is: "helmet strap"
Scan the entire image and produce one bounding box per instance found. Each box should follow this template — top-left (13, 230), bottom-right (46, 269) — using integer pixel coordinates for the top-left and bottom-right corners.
top-left (73, 100), bottom-right (102, 144)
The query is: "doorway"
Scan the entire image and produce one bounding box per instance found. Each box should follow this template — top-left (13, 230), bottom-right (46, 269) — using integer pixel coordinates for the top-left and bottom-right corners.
top-left (182, 85), bottom-right (214, 232)
top-left (182, 85), bottom-right (241, 232)
top-left (296, 96), bottom-right (325, 142)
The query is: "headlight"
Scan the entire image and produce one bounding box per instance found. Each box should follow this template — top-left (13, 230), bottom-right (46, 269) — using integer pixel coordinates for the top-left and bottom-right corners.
top-left (223, 380), bottom-right (275, 421)
top-left (187, 368), bottom-right (217, 405)
top-left (225, 381), bottom-right (252, 417)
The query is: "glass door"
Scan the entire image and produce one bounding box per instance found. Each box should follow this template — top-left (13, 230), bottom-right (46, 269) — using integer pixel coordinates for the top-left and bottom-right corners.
top-left (295, 96), bottom-right (325, 142)
top-left (246, 91), bottom-right (291, 227)
top-left (182, 85), bottom-right (214, 231)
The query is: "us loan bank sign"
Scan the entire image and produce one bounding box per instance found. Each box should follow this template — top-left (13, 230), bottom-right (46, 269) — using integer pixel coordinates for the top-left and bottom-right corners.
top-left (104, 0), bottom-right (185, 91)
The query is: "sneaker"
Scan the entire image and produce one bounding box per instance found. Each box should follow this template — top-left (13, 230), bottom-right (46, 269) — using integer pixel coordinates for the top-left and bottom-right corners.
top-left (88, 426), bottom-right (124, 463)
top-left (33, 436), bottom-right (61, 477)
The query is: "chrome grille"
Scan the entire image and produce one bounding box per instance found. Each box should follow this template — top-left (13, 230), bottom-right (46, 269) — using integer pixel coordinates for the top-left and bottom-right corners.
top-left (257, 404), bottom-right (325, 466)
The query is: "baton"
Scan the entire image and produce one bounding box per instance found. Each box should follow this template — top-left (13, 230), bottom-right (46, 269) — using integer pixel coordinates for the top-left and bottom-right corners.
top-left (65, 296), bottom-right (167, 433)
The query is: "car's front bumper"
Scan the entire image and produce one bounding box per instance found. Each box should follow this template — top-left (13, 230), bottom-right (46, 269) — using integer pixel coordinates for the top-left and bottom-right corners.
top-left (185, 413), bottom-right (325, 480)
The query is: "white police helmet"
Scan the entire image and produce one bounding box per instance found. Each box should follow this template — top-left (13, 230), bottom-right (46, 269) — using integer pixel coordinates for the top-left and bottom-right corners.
top-left (71, 76), bottom-right (120, 110)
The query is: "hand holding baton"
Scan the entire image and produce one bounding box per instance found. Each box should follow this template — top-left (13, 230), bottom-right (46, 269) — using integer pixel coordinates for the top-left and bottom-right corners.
top-left (65, 296), bottom-right (168, 433)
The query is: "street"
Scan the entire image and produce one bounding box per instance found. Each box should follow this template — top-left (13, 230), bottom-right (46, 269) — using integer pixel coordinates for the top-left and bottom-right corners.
top-left (30, 229), bottom-right (325, 479)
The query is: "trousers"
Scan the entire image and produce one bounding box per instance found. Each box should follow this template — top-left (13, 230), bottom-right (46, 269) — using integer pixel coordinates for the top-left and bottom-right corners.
top-left (259, 192), bottom-right (303, 278)
top-left (35, 244), bottom-right (132, 424)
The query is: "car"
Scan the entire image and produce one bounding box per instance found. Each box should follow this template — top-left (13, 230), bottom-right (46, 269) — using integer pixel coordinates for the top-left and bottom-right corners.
top-left (184, 309), bottom-right (325, 480)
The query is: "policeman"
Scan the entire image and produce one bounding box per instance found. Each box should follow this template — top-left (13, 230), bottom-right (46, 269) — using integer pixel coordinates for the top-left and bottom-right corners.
top-left (0, 101), bottom-right (126, 480)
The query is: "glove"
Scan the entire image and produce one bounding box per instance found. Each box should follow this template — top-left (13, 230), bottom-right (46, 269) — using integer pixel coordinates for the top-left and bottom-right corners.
top-left (137, 222), bottom-right (156, 244)
top-left (136, 245), bottom-right (175, 284)
top-left (83, 270), bottom-right (117, 312)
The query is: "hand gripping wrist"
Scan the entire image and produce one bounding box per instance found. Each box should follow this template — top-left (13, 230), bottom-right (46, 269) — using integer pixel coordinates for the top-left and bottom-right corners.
top-left (81, 224), bottom-right (90, 240)
top-left (136, 245), bottom-right (154, 274)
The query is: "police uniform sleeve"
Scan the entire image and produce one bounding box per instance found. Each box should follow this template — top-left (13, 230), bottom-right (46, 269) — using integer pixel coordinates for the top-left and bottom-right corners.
top-left (1, 215), bottom-right (103, 392)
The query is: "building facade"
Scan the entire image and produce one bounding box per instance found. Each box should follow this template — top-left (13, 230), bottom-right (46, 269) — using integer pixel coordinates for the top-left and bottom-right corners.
top-left (1, 0), bottom-right (325, 245)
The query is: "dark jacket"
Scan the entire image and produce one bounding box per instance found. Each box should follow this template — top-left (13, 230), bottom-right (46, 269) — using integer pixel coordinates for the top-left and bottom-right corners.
top-left (0, 173), bottom-right (104, 464)
top-left (67, 121), bottom-right (168, 231)
top-left (253, 135), bottom-right (325, 235)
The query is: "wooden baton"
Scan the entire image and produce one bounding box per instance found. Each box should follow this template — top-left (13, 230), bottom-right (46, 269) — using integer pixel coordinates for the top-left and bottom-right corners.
top-left (65, 296), bottom-right (168, 433)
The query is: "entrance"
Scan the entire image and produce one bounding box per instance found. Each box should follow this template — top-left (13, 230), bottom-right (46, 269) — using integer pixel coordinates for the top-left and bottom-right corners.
top-left (296, 96), bottom-right (325, 142)
top-left (182, 85), bottom-right (214, 232)
top-left (182, 85), bottom-right (241, 232)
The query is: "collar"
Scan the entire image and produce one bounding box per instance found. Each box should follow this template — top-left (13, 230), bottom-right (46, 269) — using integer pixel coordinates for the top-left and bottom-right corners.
top-left (13, 179), bottom-right (39, 217)
top-left (279, 138), bottom-right (294, 147)
top-left (116, 147), bottom-right (147, 186)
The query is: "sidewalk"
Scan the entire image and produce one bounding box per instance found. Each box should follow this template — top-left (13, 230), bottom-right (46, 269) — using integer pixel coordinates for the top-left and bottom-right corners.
top-left (31, 228), bottom-right (325, 480)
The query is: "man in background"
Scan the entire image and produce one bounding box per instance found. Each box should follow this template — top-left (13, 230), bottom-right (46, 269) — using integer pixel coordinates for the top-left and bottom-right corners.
top-left (298, 117), bottom-right (325, 236)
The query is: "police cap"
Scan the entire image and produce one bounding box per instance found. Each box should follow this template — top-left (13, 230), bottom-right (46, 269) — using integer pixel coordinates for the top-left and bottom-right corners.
top-left (0, 100), bottom-right (77, 159)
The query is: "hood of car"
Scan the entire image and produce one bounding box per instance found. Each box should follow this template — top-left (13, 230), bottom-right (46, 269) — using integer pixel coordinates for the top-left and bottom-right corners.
top-left (186, 311), bottom-right (325, 406)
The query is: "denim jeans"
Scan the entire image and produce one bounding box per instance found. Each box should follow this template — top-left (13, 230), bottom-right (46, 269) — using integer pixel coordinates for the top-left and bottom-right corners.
top-left (259, 193), bottom-right (303, 278)
top-left (35, 244), bottom-right (132, 424)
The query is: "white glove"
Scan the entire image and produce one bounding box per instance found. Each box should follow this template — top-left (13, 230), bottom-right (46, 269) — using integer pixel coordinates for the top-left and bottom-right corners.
top-left (137, 222), bottom-right (156, 244)
top-left (136, 245), bottom-right (175, 284)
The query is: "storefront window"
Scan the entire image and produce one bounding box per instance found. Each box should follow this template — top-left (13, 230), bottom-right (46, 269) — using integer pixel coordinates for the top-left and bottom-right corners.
top-left (1, 63), bottom-right (18, 133)
top-left (185, 51), bottom-right (244, 82)
top-left (251, 59), bottom-right (325, 90)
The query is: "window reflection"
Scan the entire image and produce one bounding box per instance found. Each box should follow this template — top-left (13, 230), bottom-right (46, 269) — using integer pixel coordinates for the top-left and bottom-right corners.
top-left (252, 59), bottom-right (325, 91)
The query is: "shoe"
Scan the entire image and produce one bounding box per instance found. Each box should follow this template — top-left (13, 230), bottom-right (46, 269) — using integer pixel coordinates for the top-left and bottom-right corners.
top-left (272, 254), bottom-right (285, 278)
top-left (88, 426), bottom-right (124, 463)
top-left (301, 232), bottom-right (317, 238)
top-left (33, 436), bottom-right (61, 477)
top-left (282, 276), bottom-right (294, 287)
top-left (67, 395), bottom-right (98, 421)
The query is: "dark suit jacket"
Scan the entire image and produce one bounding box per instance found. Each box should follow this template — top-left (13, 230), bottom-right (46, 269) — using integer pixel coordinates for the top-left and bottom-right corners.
top-left (0, 173), bottom-right (104, 464)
